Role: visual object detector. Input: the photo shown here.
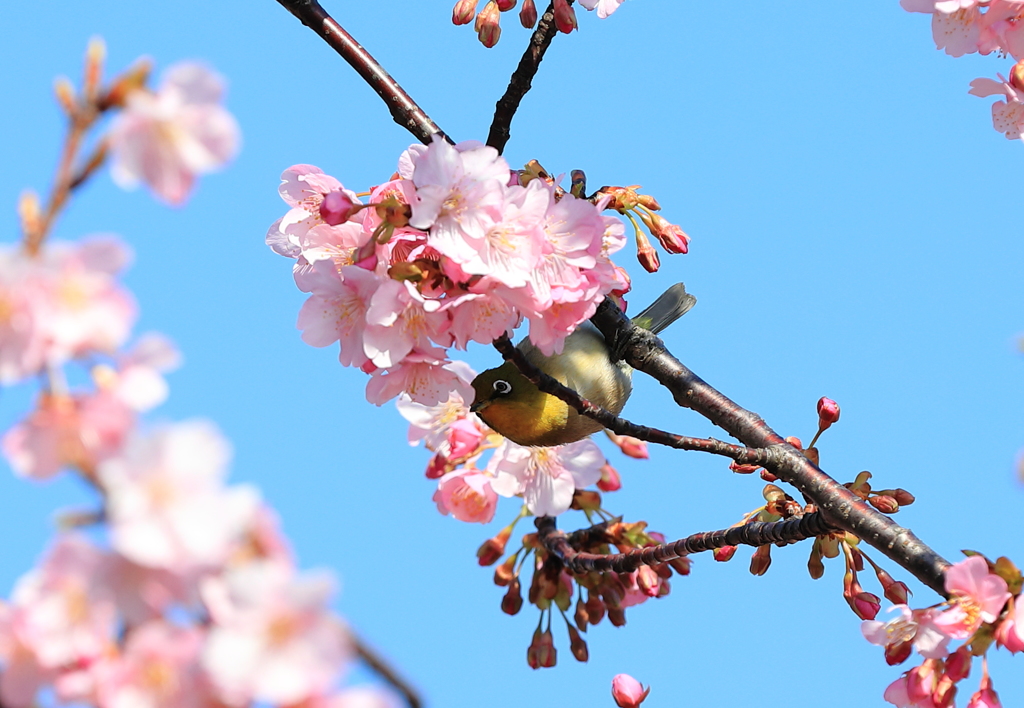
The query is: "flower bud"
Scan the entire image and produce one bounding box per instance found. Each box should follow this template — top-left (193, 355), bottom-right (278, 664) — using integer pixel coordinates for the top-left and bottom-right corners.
top-left (606, 431), bottom-right (649, 459)
top-left (636, 234), bottom-right (660, 273)
top-left (729, 461), bottom-right (759, 474)
top-left (637, 566), bottom-right (660, 597)
top-left (519, 0), bottom-right (538, 27)
top-left (869, 494), bottom-right (900, 514)
top-left (849, 590), bottom-right (881, 620)
top-left (611, 674), bottom-right (650, 708)
top-left (749, 545), bottom-right (772, 576)
top-left (574, 597), bottom-right (589, 630)
top-left (1011, 59), bottom-right (1024, 93)
top-left (452, 0), bottom-right (477, 24)
top-left (932, 673), bottom-right (956, 708)
top-left (571, 490), bottom-right (602, 512)
top-left (648, 214), bottom-right (690, 254)
top-left (759, 468), bottom-right (780, 482)
top-left (501, 578), bottom-right (523, 615)
top-left (597, 462), bottom-right (622, 492)
top-left (785, 435), bottom-right (803, 450)
top-left (714, 545), bottom-right (737, 562)
top-left (494, 554), bottom-right (517, 586)
top-left (944, 645), bottom-right (972, 683)
top-left (495, 0), bottom-right (516, 10)
top-left (477, 525), bottom-right (513, 566)
top-left (567, 624), bottom-right (588, 662)
top-left (607, 606), bottom-right (627, 627)
top-left (585, 593), bottom-right (606, 625)
top-left (319, 190), bottom-right (358, 225)
top-left (475, 1), bottom-right (502, 47)
top-left (807, 540), bottom-right (825, 580)
top-left (526, 628), bottom-right (556, 669)
top-left (669, 556), bottom-right (692, 576)
top-left (892, 488), bottom-right (916, 506)
top-left (885, 639), bottom-right (914, 666)
top-left (816, 397), bottom-right (841, 430)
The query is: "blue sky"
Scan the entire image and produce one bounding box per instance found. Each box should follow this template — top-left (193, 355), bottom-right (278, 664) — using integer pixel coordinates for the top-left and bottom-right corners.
top-left (2, 2), bottom-right (1023, 706)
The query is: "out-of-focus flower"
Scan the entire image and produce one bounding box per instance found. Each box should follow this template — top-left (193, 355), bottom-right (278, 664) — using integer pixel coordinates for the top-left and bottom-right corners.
top-left (109, 62), bottom-right (240, 205)
top-left (201, 561), bottom-right (352, 706)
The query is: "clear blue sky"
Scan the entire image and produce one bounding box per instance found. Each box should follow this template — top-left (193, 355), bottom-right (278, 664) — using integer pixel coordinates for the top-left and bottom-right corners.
top-left (2, 2), bottom-right (1023, 706)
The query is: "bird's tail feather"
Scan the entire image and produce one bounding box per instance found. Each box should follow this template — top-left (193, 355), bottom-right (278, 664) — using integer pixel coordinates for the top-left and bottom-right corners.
top-left (631, 282), bottom-right (696, 334)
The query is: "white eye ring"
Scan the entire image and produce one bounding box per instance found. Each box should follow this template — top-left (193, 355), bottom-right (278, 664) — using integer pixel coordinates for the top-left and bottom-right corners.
top-left (493, 379), bottom-right (512, 395)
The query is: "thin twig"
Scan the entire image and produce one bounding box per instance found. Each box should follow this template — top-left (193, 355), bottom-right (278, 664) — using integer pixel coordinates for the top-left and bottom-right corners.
top-left (348, 628), bottom-right (422, 708)
top-left (275, 0), bottom-right (446, 145)
top-left (491, 334), bottom-right (770, 463)
top-left (486, 1), bottom-right (570, 153)
top-left (536, 513), bottom-right (837, 574)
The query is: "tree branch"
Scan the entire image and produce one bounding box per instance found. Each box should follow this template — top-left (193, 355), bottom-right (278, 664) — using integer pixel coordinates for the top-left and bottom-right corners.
top-left (348, 628), bottom-right (422, 708)
top-left (274, 0), bottom-right (446, 145)
top-left (486, 1), bottom-right (570, 153)
top-left (536, 513), bottom-right (837, 574)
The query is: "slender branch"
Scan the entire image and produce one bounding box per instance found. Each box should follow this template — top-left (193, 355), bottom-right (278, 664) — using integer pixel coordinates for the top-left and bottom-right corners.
top-left (586, 298), bottom-right (952, 597)
top-left (348, 628), bottom-right (422, 708)
top-left (491, 334), bottom-right (770, 463)
top-left (486, 1), bottom-right (570, 153)
top-left (274, 0), bottom-right (446, 145)
top-left (536, 513), bottom-right (837, 575)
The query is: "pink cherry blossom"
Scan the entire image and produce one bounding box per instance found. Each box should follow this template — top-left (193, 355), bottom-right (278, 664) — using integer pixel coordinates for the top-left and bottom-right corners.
top-left (444, 291), bottom-right (519, 349)
top-left (861, 605), bottom-right (952, 660)
top-left (109, 62), bottom-right (239, 205)
top-left (109, 332), bottom-right (182, 412)
top-left (5, 535), bottom-right (116, 672)
top-left (295, 261), bottom-right (379, 367)
top-left (433, 468), bottom-right (499, 523)
top-left (98, 421), bottom-right (259, 570)
top-left (95, 621), bottom-right (210, 708)
top-left (578, 0), bottom-right (626, 19)
top-left (201, 561), bottom-right (352, 706)
top-left (363, 279), bottom-right (450, 369)
top-left (969, 74), bottom-right (1024, 140)
top-left (488, 438), bottom-right (604, 516)
top-left (932, 555), bottom-right (1011, 638)
top-left (994, 597), bottom-right (1024, 652)
top-left (365, 350), bottom-right (467, 406)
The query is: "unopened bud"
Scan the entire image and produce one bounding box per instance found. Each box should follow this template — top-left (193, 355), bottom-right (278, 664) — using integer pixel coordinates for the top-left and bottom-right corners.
top-left (807, 540), bottom-right (825, 579)
top-left (1011, 59), bottom-right (1024, 93)
top-left (816, 397), bottom-right (841, 431)
top-left (636, 235), bottom-right (660, 273)
top-left (785, 435), bottom-right (803, 450)
top-left (669, 556), bottom-right (692, 576)
top-left (501, 578), bottom-right (523, 615)
top-left (803, 446), bottom-right (820, 466)
top-left (892, 488), bottom-right (915, 506)
top-left (475, 1), bottom-right (502, 47)
top-left (944, 645), bottom-right (972, 683)
top-left (884, 638), bottom-right (913, 666)
top-left (526, 628), bottom-right (556, 669)
top-left (494, 554), bottom-right (517, 586)
top-left (759, 468), bottom-right (779, 482)
top-left (606, 431), bottom-right (649, 459)
top-left (607, 606), bottom-right (626, 627)
top-left (611, 674), bottom-right (650, 708)
top-left (54, 77), bottom-right (77, 116)
top-left (597, 462), bottom-right (622, 492)
top-left (495, 0), bottom-right (516, 10)
top-left (931, 673), bottom-right (956, 708)
top-left (319, 190), bottom-right (358, 225)
top-left (519, 0), bottom-right (538, 27)
top-left (637, 566), bottom-right (659, 597)
top-left (879, 575), bottom-right (910, 605)
top-left (730, 461), bottom-right (759, 474)
top-left (477, 525), bottom-right (513, 566)
top-left (574, 597), bottom-right (589, 630)
top-left (849, 590), bottom-right (881, 620)
top-left (585, 593), bottom-right (605, 625)
top-left (571, 490), bottom-right (602, 512)
top-left (452, 0), bottom-right (477, 24)
top-left (646, 213), bottom-right (690, 254)
top-left (869, 494), bottom-right (900, 514)
top-left (749, 545), bottom-right (772, 576)
top-left (552, 0), bottom-right (577, 33)
top-left (714, 545), bottom-right (737, 562)
top-left (567, 624), bottom-right (588, 662)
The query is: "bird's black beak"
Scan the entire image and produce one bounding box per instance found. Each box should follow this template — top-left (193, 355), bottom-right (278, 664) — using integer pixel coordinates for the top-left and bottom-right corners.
top-left (470, 398), bottom-right (491, 413)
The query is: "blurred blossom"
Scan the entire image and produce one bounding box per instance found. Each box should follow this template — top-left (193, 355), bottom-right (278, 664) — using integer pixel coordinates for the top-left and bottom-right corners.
top-left (109, 62), bottom-right (240, 205)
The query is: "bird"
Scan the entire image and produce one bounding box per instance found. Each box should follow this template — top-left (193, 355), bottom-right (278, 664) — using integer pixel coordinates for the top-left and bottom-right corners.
top-left (470, 283), bottom-right (696, 447)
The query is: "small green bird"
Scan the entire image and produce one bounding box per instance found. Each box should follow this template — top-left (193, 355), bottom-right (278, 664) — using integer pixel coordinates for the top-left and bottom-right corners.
top-left (470, 283), bottom-right (696, 447)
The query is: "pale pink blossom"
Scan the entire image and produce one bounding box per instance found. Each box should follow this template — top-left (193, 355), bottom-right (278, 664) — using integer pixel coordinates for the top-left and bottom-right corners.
top-left (978, 0), bottom-right (1024, 57)
top-left (109, 332), bottom-right (182, 412)
top-left (433, 468), bottom-right (499, 523)
top-left (932, 555), bottom-right (1011, 638)
top-left (619, 568), bottom-right (663, 607)
top-left (95, 621), bottom-right (211, 708)
top-left (201, 562), bottom-right (351, 706)
top-left (968, 74), bottom-right (1024, 140)
top-left (861, 605), bottom-right (952, 660)
top-left (395, 360), bottom-right (477, 450)
top-left (578, 0), bottom-right (626, 18)
top-left (884, 660), bottom-right (942, 707)
top-left (994, 597), bottom-right (1024, 652)
top-left (444, 291), bottom-right (518, 349)
top-left (488, 438), bottom-right (604, 516)
top-left (98, 421), bottom-right (259, 570)
top-left (363, 279), bottom-right (450, 368)
top-left (106, 555), bottom-right (199, 626)
top-left (297, 687), bottom-right (403, 708)
top-left (967, 669), bottom-right (1002, 708)
top-left (295, 261), bottom-right (379, 367)
top-left (5, 535), bottom-right (116, 671)
top-left (110, 62), bottom-right (239, 205)
top-left (365, 350), bottom-right (466, 405)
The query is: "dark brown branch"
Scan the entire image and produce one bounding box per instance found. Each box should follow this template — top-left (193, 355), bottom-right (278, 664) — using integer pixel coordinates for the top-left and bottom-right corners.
top-left (486, 1), bottom-right (570, 153)
top-left (536, 513), bottom-right (837, 575)
top-left (348, 628), bottom-right (422, 708)
top-left (275, 0), bottom-right (446, 145)
top-left (491, 334), bottom-right (772, 464)
top-left (586, 298), bottom-right (952, 597)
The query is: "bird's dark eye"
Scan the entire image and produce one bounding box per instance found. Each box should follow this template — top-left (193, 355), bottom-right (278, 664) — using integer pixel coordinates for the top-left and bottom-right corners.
top-left (493, 379), bottom-right (512, 395)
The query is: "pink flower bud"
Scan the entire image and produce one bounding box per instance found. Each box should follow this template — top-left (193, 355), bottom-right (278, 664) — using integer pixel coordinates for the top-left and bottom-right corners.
top-left (944, 646), bottom-right (973, 683)
top-left (611, 674), bottom-right (650, 708)
top-left (475, 1), bottom-right (502, 47)
top-left (729, 461), bottom-right (759, 474)
top-left (869, 494), bottom-right (900, 514)
top-left (637, 566), bottom-right (660, 597)
top-left (1011, 59), bottom-right (1024, 94)
top-left (526, 628), bottom-right (556, 669)
top-left (553, 0), bottom-right (577, 33)
top-left (816, 397), bottom-right (841, 430)
top-left (893, 488), bottom-right (916, 506)
top-left (714, 545), bottom-right (737, 562)
top-left (636, 238), bottom-right (660, 273)
top-left (519, 0), bottom-right (538, 27)
top-left (502, 578), bottom-right (523, 615)
top-left (495, 0), bottom-right (516, 10)
top-left (597, 462), bottom-right (622, 492)
top-left (749, 545), bottom-right (772, 576)
top-left (319, 190), bottom-right (358, 225)
top-left (567, 624), bottom-right (588, 662)
top-left (850, 590), bottom-right (881, 620)
top-left (884, 638), bottom-right (913, 666)
top-left (647, 214), bottom-right (690, 254)
top-left (477, 525), bottom-right (512, 566)
top-left (452, 0), bottom-right (477, 24)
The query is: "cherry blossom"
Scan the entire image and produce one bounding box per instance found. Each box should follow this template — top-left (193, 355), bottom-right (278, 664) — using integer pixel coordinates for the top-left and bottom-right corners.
top-left (488, 438), bottom-right (604, 516)
top-left (932, 556), bottom-right (1011, 639)
top-left (861, 605), bottom-right (952, 661)
top-left (578, 0), bottom-right (626, 19)
top-left (433, 468), bottom-right (499, 523)
top-left (109, 62), bottom-right (240, 205)
top-left (611, 673), bottom-right (650, 708)
top-left (969, 74), bottom-right (1024, 140)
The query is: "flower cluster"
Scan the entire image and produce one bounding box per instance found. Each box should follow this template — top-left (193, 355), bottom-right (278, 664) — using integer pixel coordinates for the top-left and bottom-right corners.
top-left (266, 136), bottom-right (629, 408)
top-left (863, 555), bottom-right (1021, 708)
top-left (902, 1), bottom-right (1024, 141)
top-left (452, 0), bottom-right (626, 48)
